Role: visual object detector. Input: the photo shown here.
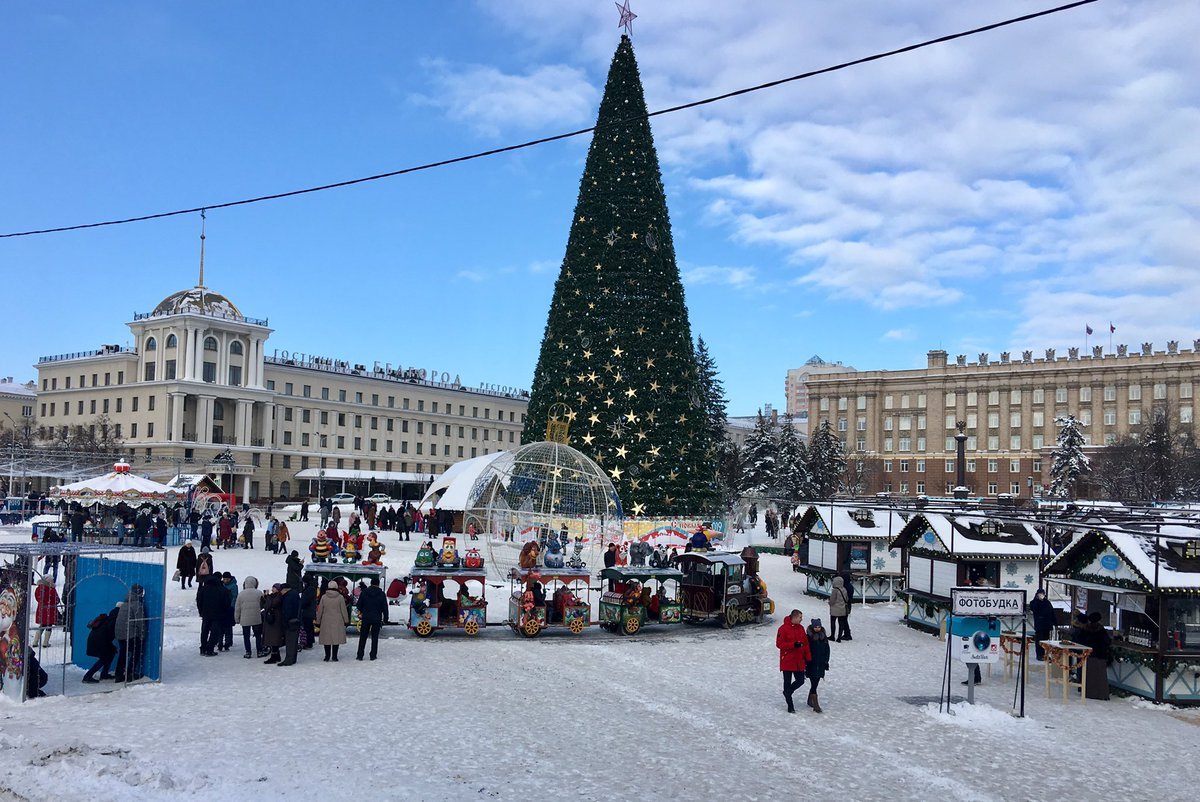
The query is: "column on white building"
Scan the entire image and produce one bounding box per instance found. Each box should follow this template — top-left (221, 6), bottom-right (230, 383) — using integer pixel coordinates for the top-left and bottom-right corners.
top-left (235, 399), bottom-right (253, 447)
top-left (169, 392), bottom-right (184, 441)
top-left (198, 395), bottom-right (215, 443)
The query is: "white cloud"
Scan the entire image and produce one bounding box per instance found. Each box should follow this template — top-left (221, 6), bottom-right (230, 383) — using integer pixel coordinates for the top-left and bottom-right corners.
top-left (415, 59), bottom-right (597, 136)
top-left (682, 264), bottom-right (756, 288)
top-left (455, 269), bottom-right (485, 282)
top-left (475, 0), bottom-right (1200, 346)
top-left (527, 259), bottom-right (558, 274)
top-left (883, 328), bottom-right (914, 341)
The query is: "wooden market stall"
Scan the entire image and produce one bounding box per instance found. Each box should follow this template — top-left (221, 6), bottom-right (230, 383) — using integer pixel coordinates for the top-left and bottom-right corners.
top-left (890, 512), bottom-right (1046, 632)
top-left (793, 504), bottom-right (908, 602)
top-left (1044, 525), bottom-right (1200, 704)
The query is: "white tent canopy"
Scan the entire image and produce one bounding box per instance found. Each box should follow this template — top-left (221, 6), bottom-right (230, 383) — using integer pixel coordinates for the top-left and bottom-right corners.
top-left (49, 461), bottom-right (184, 505)
top-left (419, 452), bottom-right (506, 512)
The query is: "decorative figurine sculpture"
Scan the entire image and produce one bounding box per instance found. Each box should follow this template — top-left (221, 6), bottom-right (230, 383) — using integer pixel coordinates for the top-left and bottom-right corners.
top-left (566, 536), bottom-right (587, 570)
top-left (438, 536), bottom-right (460, 569)
top-left (463, 548), bottom-right (484, 570)
top-left (628, 540), bottom-right (650, 567)
top-left (518, 540), bottom-right (541, 570)
top-left (414, 540), bottom-right (436, 568)
top-left (543, 531), bottom-right (565, 568)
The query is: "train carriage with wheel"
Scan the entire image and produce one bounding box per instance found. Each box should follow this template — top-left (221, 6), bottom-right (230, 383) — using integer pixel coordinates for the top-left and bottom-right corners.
top-left (506, 567), bottom-right (592, 637)
top-left (598, 566), bottom-right (684, 635)
top-left (406, 567), bottom-right (488, 638)
top-left (678, 550), bottom-right (774, 629)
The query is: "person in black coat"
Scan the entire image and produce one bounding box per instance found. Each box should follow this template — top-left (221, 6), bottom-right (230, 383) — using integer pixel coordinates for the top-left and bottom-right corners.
top-left (133, 510), bottom-right (151, 547)
top-left (279, 584), bottom-right (302, 666)
top-left (199, 514), bottom-right (214, 551)
top-left (242, 516), bottom-right (255, 549)
top-left (285, 550), bottom-right (304, 591)
top-left (1029, 589), bottom-right (1057, 661)
top-left (196, 576), bottom-right (227, 656)
top-left (805, 619), bottom-right (831, 713)
top-left (300, 575), bottom-right (319, 649)
top-left (82, 607), bottom-right (120, 683)
top-left (355, 577), bottom-right (390, 661)
top-left (25, 647), bottom-right (49, 698)
top-left (153, 514), bottom-right (168, 549)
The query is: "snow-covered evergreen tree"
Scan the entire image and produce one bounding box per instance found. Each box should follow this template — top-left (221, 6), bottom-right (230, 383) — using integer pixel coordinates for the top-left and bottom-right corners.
top-left (694, 336), bottom-right (728, 454)
top-left (776, 413), bottom-right (811, 500)
top-left (807, 419), bottom-right (847, 499)
top-left (718, 439), bottom-right (744, 507)
top-left (740, 411), bottom-right (778, 496)
top-left (1050, 415), bottom-right (1090, 499)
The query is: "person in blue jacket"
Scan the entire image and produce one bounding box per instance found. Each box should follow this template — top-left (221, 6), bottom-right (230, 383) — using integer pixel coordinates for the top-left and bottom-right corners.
top-left (689, 527), bottom-right (709, 551)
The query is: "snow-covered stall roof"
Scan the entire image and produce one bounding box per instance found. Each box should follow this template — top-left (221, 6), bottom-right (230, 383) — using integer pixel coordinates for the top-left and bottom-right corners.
top-left (800, 504), bottom-right (908, 540)
top-left (891, 513), bottom-right (1044, 559)
top-left (50, 461), bottom-right (183, 505)
top-left (1045, 526), bottom-right (1200, 590)
top-left (418, 451), bottom-right (506, 512)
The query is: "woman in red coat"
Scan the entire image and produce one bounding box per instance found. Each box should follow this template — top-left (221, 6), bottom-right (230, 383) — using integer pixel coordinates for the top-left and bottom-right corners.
top-left (34, 575), bottom-right (60, 647)
top-left (776, 609), bottom-right (811, 713)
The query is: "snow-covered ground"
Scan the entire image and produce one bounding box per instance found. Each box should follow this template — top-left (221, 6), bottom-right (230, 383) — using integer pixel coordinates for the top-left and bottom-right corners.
top-left (1, 519), bottom-right (1197, 801)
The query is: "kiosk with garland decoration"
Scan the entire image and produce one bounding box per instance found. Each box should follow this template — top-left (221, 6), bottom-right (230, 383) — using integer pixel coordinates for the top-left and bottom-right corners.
top-left (890, 512), bottom-right (1045, 633)
top-left (1044, 526), bottom-right (1200, 704)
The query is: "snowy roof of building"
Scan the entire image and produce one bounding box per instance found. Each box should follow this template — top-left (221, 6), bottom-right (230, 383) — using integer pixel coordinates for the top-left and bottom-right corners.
top-left (1046, 526), bottom-right (1200, 590)
top-left (801, 504), bottom-right (908, 540)
top-left (892, 512), bottom-right (1044, 558)
top-left (0, 379), bottom-right (35, 398)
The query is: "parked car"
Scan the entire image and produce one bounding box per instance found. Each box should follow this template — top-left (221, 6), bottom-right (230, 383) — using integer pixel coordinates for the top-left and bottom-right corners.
top-left (330, 492), bottom-right (355, 504)
top-left (365, 493), bottom-right (392, 504)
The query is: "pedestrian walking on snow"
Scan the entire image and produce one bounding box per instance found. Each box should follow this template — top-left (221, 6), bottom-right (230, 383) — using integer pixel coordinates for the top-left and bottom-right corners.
top-left (234, 576), bottom-right (264, 658)
top-left (355, 577), bottom-right (389, 661)
top-left (316, 580), bottom-right (349, 662)
top-left (805, 619), bottom-right (831, 713)
top-left (829, 576), bottom-right (852, 642)
top-left (776, 609), bottom-right (811, 713)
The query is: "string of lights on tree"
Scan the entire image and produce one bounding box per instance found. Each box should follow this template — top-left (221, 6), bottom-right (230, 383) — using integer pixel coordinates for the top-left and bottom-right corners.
top-left (522, 34), bottom-right (720, 517)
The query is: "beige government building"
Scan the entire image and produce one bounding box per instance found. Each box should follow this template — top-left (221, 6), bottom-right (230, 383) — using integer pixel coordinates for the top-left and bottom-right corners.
top-left (802, 345), bottom-right (1200, 498)
top-left (33, 278), bottom-right (530, 502)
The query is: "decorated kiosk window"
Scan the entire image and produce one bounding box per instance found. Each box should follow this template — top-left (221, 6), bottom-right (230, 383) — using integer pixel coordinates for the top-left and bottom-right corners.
top-left (849, 542), bottom-right (870, 571)
top-left (964, 562), bottom-right (1000, 588)
top-left (1166, 597), bottom-right (1200, 650)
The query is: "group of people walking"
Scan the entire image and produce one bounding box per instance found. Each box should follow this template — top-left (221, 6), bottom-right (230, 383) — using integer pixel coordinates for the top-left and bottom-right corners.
top-left (192, 551), bottom-right (391, 667)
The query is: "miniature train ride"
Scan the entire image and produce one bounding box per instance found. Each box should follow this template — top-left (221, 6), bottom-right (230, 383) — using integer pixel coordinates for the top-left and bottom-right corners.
top-left (401, 532), bottom-right (773, 639)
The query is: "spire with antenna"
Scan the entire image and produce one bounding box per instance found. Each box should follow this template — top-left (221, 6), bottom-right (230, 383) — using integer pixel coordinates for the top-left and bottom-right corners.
top-left (197, 209), bottom-right (207, 288)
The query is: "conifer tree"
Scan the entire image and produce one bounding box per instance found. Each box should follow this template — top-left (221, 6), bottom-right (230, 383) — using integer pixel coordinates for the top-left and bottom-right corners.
top-left (740, 411), bottom-right (779, 496)
top-left (776, 413), bottom-right (811, 501)
top-left (522, 36), bottom-right (718, 516)
top-left (806, 419), bottom-right (847, 499)
top-left (1050, 415), bottom-right (1090, 499)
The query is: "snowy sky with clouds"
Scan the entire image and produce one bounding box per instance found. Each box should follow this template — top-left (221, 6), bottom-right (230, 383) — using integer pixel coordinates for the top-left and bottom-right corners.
top-left (1, 1), bottom-right (1197, 413)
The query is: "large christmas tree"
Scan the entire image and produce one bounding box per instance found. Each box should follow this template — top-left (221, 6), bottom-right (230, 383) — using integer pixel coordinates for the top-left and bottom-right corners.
top-left (522, 35), bottom-right (719, 517)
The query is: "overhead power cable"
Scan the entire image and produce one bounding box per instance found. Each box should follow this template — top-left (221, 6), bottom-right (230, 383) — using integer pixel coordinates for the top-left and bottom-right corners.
top-left (0, 0), bottom-right (1100, 239)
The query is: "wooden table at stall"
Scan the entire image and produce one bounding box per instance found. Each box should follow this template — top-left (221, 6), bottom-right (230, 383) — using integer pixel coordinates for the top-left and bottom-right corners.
top-left (1041, 640), bottom-right (1093, 704)
top-left (1000, 632), bottom-right (1036, 679)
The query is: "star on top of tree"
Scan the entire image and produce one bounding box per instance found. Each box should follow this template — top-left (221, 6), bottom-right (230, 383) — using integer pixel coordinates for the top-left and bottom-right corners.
top-left (615, 0), bottom-right (637, 36)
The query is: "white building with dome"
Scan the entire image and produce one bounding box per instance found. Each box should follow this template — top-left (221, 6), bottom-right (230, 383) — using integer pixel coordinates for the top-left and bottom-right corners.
top-left (33, 278), bottom-right (529, 503)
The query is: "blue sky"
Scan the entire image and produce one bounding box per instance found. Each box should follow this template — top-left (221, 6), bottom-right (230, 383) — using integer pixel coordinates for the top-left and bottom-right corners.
top-left (2, 1), bottom-right (1197, 414)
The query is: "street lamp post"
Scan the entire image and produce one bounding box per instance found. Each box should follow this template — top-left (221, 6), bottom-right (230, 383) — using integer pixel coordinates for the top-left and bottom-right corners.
top-left (214, 448), bottom-right (236, 508)
top-left (953, 421), bottom-right (969, 504)
top-left (2, 412), bottom-right (17, 502)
